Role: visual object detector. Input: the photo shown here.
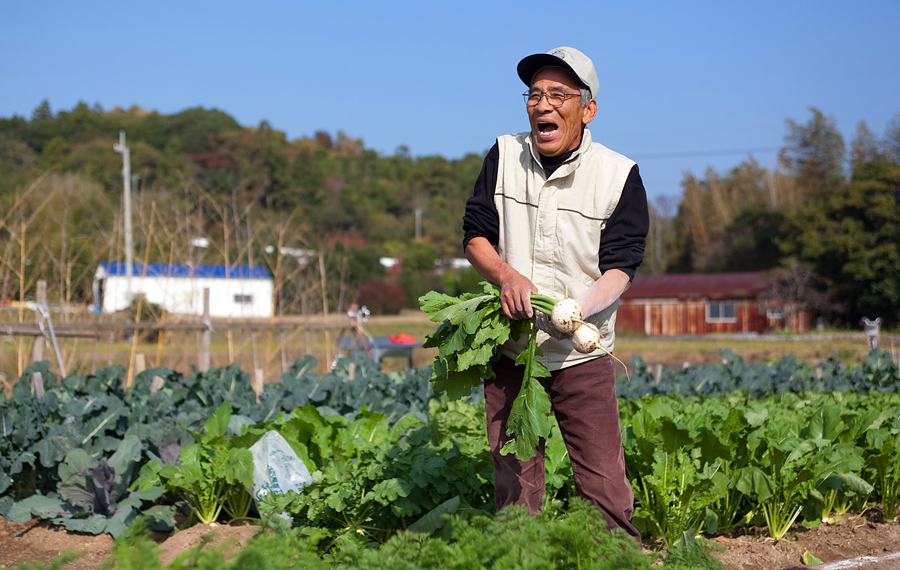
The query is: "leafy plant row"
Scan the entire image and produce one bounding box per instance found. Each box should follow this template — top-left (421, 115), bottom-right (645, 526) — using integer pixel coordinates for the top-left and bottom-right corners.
top-left (618, 348), bottom-right (900, 399)
top-left (0, 351), bottom-right (435, 537)
top-left (8, 400), bottom-right (720, 569)
top-left (623, 390), bottom-right (900, 546)
top-left (2, 350), bottom-right (899, 549)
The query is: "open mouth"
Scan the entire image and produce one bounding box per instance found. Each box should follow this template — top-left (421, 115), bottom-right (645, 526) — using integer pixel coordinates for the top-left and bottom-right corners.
top-left (537, 121), bottom-right (558, 135)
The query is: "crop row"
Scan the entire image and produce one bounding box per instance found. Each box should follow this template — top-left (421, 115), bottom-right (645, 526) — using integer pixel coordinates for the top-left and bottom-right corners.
top-left (1, 350), bottom-right (899, 553)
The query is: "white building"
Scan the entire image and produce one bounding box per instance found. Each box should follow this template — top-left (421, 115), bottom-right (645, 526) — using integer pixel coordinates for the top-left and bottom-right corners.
top-left (93, 263), bottom-right (274, 318)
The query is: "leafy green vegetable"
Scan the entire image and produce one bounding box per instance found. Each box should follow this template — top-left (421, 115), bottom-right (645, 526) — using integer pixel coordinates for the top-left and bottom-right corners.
top-left (132, 402), bottom-right (254, 526)
top-left (419, 282), bottom-right (557, 460)
top-left (420, 282), bottom-right (523, 399)
top-left (7, 435), bottom-right (172, 538)
top-left (251, 402), bottom-right (493, 547)
top-left (500, 321), bottom-right (552, 460)
top-left (75, 498), bottom-right (654, 570)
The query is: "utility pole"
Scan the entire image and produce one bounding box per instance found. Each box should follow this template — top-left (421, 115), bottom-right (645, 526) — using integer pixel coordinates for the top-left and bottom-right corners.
top-left (415, 208), bottom-right (423, 242)
top-left (114, 130), bottom-right (134, 302)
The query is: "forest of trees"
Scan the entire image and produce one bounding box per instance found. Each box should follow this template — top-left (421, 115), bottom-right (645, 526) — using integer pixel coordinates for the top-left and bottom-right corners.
top-left (1, 101), bottom-right (898, 326)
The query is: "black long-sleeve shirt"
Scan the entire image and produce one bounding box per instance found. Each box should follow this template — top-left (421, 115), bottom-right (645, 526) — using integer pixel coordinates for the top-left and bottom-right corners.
top-left (461, 142), bottom-right (649, 280)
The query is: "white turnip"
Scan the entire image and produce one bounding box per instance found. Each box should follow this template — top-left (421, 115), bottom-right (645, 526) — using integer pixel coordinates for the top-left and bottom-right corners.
top-left (550, 298), bottom-right (583, 334)
top-left (571, 322), bottom-right (602, 353)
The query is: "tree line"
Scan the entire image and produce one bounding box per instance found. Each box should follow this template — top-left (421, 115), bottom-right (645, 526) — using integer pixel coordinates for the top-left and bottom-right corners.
top-left (652, 108), bottom-right (900, 327)
top-left (1, 101), bottom-right (898, 326)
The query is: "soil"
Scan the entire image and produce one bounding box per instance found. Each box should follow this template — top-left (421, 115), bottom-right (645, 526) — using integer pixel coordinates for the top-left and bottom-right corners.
top-left (0, 518), bottom-right (260, 569)
top-left (1, 511), bottom-right (899, 570)
top-left (706, 508), bottom-right (900, 570)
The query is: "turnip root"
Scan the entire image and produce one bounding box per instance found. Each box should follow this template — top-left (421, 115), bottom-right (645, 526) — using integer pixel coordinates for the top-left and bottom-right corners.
top-left (550, 298), bottom-right (583, 334)
top-left (571, 322), bottom-right (602, 353)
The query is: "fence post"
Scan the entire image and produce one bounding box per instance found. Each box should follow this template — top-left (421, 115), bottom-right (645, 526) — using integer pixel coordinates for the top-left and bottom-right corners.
top-left (134, 353), bottom-right (146, 376)
top-left (32, 371), bottom-right (44, 398)
top-left (254, 369), bottom-right (264, 403)
top-left (199, 288), bottom-right (211, 372)
top-left (32, 280), bottom-right (46, 363)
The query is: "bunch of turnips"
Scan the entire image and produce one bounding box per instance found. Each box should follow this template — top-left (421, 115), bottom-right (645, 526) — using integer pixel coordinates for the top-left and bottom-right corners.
top-left (531, 295), bottom-right (604, 354)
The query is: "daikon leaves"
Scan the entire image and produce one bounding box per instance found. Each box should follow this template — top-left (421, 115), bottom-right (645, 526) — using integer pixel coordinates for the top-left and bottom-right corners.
top-left (419, 282), bottom-right (550, 459)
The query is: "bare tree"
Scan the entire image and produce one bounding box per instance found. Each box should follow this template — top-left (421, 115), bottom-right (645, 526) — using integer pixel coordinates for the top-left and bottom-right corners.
top-left (764, 259), bottom-right (832, 331)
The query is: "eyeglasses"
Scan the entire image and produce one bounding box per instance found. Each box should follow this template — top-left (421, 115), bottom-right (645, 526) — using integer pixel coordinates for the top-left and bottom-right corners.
top-left (523, 90), bottom-right (581, 108)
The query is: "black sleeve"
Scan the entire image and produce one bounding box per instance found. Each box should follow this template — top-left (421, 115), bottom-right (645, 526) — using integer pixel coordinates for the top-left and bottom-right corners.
top-left (597, 165), bottom-right (649, 281)
top-left (461, 142), bottom-right (500, 251)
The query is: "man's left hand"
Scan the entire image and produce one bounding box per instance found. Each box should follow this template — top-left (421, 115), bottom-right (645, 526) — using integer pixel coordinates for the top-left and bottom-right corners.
top-left (536, 311), bottom-right (567, 340)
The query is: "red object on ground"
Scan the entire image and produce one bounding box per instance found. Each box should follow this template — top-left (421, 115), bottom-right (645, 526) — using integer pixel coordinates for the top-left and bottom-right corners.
top-left (389, 333), bottom-right (415, 344)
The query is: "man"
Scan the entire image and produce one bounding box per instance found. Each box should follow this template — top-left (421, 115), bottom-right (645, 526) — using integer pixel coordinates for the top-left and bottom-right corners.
top-left (461, 46), bottom-right (648, 542)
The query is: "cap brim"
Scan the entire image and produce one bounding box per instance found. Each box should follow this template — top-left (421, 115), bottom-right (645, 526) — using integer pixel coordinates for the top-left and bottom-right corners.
top-left (517, 53), bottom-right (587, 90)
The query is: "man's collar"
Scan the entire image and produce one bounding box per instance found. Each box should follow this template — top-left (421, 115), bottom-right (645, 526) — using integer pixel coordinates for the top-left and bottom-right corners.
top-left (528, 127), bottom-right (593, 178)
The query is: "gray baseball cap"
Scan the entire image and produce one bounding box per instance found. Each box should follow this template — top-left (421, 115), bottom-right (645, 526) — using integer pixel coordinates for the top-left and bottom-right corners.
top-left (517, 46), bottom-right (599, 100)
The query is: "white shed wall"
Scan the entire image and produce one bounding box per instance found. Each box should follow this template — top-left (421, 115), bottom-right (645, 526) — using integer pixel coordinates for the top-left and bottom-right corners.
top-left (99, 275), bottom-right (273, 318)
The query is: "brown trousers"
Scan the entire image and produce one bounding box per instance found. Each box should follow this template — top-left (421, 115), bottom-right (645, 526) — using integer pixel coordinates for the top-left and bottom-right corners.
top-left (484, 354), bottom-right (640, 542)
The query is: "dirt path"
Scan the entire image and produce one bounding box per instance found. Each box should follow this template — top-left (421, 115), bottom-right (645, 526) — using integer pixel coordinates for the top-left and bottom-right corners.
top-left (0, 518), bottom-right (259, 569)
top-left (709, 510), bottom-right (900, 570)
top-left (1, 512), bottom-right (899, 569)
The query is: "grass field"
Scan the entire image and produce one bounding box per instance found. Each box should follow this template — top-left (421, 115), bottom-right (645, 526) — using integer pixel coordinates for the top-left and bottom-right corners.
top-left (2, 308), bottom-right (898, 387)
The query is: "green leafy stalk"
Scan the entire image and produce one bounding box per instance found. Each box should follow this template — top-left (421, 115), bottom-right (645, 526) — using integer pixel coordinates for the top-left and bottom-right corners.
top-left (500, 320), bottom-right (552, 461)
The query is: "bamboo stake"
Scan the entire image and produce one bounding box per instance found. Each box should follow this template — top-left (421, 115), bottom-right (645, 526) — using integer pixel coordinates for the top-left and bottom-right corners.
top-left (281, 332), bottom-right (287, 374)
top-left (264, 226), bottom-right (286, 380)
top-left (126, 202), bottom-right (157, 388)
top-left (155, 308), bottom-right (166, 367)
top-left (17, 198), bottom-right (25, 377)
top-left (199, 288), bottom-right (210, 372)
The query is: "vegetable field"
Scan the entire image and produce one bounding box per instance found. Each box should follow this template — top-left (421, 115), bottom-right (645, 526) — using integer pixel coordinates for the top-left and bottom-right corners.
top-left (1, 347), bottom-right (900, 569)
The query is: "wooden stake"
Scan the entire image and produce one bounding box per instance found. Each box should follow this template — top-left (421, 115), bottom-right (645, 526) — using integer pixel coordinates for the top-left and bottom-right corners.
top-left (134, 353), bottom-right (146, 376)
top-left (254, 368), bottom-right (264, 403)
top-left (126, 202), bottom-right (157, 388)
top-left (32, 371), bottom-right (44, 398)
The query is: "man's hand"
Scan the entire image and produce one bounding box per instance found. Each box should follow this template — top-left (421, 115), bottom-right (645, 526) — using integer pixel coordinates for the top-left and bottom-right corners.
top-left (465, 237), bottom-right (536, 320)
top-left (536, 311), bottom-right (567, 340)
top-left (498, 271), bottom-right (537, 320)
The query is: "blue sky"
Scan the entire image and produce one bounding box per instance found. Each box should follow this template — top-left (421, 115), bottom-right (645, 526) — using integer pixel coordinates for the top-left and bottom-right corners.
top-left (2, 1), bottom-right (898, 205)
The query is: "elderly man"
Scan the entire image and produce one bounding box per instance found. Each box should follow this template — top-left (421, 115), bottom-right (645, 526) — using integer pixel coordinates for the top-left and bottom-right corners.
top-left (462, 46), bottom-right (648, 542)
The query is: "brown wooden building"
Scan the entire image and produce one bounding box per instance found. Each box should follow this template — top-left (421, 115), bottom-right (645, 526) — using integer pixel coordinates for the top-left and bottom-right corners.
top-left (617, 272), bottom-right (811, 336)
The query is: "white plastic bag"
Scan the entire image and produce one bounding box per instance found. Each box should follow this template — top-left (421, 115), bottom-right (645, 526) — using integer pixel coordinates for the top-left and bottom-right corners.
top-left (249, 430), bottom-right (313, 519)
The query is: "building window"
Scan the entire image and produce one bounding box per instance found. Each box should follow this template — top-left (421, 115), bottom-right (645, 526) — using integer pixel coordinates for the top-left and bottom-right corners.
top-left (234, 294), bottom-right (253, 304)
top-left (706, 300), bottom-right (736, 323)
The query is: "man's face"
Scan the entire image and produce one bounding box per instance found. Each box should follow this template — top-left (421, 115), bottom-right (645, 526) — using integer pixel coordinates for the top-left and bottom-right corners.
top-left (526, 67), bottom-right (597, 157)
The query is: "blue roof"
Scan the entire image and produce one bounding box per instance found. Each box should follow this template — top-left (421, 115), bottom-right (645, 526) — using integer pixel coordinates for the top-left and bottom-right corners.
top-left (99, 262), bottom-right (272, 280)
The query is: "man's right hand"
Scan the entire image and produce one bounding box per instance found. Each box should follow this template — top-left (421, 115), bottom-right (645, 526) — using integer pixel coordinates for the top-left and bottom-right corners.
top-left (464, 237), bottom-right (536, 321)
top-left (498, 271), bottom-right (537, 321)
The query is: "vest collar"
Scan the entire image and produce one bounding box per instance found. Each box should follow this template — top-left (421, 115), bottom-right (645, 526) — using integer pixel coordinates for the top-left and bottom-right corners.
top-left (526, 128), bottom-right (594, 181)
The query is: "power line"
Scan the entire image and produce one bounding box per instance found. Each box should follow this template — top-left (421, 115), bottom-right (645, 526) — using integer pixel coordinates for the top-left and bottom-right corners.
top-left (633, 147), bottom-right (780, 160)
